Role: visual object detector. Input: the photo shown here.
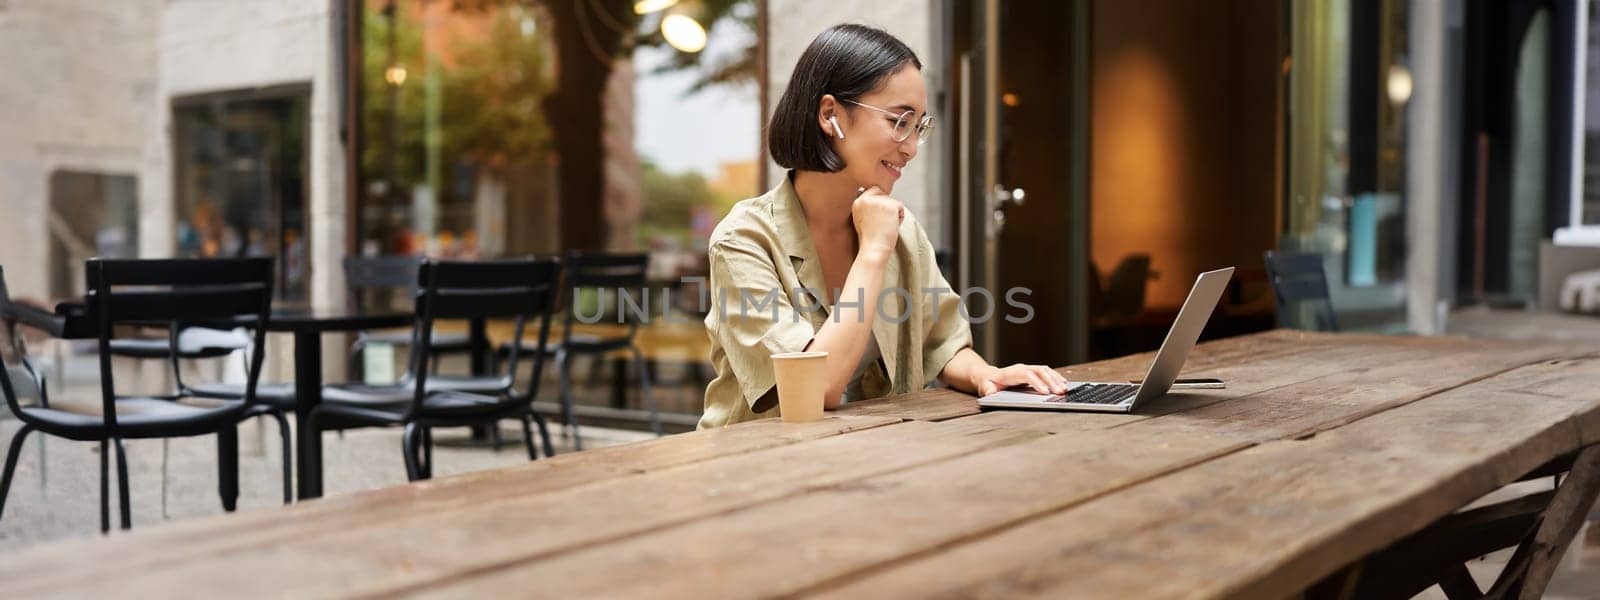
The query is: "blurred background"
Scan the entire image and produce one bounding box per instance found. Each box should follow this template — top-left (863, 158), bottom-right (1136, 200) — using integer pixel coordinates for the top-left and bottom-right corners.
top-left (5, 5), bottom-right (1600, 589)
top-left (6, 0), bottom-right (1600, 425)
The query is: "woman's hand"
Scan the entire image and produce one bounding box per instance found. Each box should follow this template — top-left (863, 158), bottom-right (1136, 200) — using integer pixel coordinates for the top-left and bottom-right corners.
top-left (971, 363), bottom-right (1071, 397)
top-left (852, 186), bottom-right (904, 259)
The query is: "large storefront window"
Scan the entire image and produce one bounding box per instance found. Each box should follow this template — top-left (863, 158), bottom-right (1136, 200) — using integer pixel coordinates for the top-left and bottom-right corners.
top-left (632, 0), bottom-right (760, 279)
top-left (173, 89), bottom-right (310, 304)
top-left (1284, 0), bottom-right (1410, 331)
top-left (357, 0), bottom-right (557, 259)
top-left (355, 0), bottom-right (757, 263)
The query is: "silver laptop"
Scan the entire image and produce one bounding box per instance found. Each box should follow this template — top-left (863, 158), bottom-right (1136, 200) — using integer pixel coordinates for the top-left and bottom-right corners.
top-left (977, 267), bottom-right (1234, 413)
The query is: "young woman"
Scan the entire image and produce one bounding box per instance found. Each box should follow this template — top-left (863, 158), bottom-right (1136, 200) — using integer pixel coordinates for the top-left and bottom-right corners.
top-left (698, 24), bottom-right (1068, 429)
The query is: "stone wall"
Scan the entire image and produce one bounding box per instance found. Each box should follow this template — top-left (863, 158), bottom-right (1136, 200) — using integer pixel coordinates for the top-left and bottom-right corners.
top-left (0, 0), bottom-right (160, 300)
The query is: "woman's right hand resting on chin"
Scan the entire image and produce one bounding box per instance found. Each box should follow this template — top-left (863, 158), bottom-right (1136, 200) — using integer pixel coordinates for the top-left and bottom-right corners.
top-left (852, 186), bottom-right (904, 261)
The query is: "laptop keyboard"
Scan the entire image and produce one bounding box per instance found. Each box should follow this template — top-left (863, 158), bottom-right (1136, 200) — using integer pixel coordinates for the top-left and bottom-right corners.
top-left (1045, 383), bottom-right (1138, 405)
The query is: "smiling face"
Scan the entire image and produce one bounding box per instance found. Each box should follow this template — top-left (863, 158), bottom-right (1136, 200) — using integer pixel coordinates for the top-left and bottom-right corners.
top-left (818, 64), bottom-right (927, 193)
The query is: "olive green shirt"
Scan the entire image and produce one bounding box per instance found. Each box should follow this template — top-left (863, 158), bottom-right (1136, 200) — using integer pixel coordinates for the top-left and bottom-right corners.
top-left (698, 173), bottom-right (973, 429)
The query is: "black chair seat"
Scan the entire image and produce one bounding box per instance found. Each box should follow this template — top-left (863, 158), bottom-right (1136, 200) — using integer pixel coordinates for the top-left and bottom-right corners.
top-left (321, 383), bottom-right (414, 405)
top-left (316, 388), bottom-right (509, 420)
top-left (186, 382), bottom-right (296, 408)
top-left (17, 397), bottom-right (249, 440)
top-left (496, 333), bottom-right (629, 357)
top-left (108, 327), bottom-right (249, 360)
top-left (360, 330), bottom-right (474, 352)
top-left (422, 374), bottom-right (511, 394)
top-left (320, 375), bottom-right (510, 404)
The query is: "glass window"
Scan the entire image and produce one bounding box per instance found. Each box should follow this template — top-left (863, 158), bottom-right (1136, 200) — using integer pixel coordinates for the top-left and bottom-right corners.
top-left (47, 171), bottom-right (138, 300)
top-left (173, 90), bottom-right (310, 304)
top-left (632, 0), bottom-right (760, 280)
top-left (357, 0), bottom-right (557, 259)
top-left (1283, 0), bottom-right (1410, 331)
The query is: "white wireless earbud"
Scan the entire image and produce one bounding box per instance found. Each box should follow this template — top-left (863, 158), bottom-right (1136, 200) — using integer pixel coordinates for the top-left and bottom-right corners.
top-left (829, 115), bottom-right (845, 139)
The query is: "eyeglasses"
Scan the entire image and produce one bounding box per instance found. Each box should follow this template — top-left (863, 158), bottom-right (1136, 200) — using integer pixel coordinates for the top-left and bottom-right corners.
top-left (842, 99), bottom-right (935, 145)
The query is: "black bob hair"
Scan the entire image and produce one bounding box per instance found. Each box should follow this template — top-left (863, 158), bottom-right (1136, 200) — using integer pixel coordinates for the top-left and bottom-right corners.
top-left (767, 24), bottom-right (922, 173)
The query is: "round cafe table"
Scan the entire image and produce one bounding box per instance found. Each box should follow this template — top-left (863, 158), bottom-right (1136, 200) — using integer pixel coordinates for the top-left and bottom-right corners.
top-left (264, 309), bottom-right (411, 499)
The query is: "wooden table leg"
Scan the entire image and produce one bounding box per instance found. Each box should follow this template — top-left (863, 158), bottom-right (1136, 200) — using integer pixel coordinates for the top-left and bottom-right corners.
top-left (1436, 563), bottom-right (1481, 600)
top-left (1486, 444), bottom-right (1600, 599)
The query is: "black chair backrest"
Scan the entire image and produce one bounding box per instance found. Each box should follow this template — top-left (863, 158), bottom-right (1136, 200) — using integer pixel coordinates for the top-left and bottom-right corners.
top-left (1263, 250), bottom-right (1340, 332)
top-left (1103, 254), bottom-right (1152, 320)
top-left (410, 258), bottom-right (561, 416)
top-left (344, 255), bottom-right (422, 313)
top-left (86, 258), bottom-right (273, 429)
top-left (561, 252), bottom-right (650, 335)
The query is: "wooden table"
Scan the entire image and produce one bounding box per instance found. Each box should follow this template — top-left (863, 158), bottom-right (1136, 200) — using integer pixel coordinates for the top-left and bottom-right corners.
top-left (4, 330), bottom-right (1599, 598)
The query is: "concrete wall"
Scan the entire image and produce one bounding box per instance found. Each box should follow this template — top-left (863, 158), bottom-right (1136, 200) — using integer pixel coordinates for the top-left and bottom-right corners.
top-left (764, 0), bottom-right (947, 248)
top-left (0, 0), bottom-right (160, 301)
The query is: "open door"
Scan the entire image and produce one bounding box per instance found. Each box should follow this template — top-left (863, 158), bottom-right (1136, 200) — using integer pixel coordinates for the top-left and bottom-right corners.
top-left (948, 0), bottom-right (1091, 367)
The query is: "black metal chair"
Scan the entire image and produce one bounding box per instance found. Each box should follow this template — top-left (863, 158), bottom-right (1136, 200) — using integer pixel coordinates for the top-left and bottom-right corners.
top-left (307, 258), bottom-right (561, 481)
top-left (497, 252), bottom-right (659, 451)
top-left (344, 256), bottom-right (475, 377)
top-left (1263, 250), bottom-right (1340, 332)
top-left (0, 259), bottom-right (291, 533)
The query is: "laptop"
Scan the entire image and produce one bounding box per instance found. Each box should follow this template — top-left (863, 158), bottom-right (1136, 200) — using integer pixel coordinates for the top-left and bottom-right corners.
top-left (977, 267), bottom-right (1234, 413)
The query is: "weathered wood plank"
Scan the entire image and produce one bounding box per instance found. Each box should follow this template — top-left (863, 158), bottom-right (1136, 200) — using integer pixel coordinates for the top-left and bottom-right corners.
top-left (0, 418), bottom-right (1042, 598)
top-left (411, 426), bottom-right (1252, 599)
top-left (833, 387), bottom-right (980, 421)
top-left (833, 329), bottom-right (1345, 423)
top-left (406, 340), bottom-right (1584, 598)
top-left (6, 332), bottom-right (1592, 600)
top-left (951, 340), bottom-right (1411, 434)
top-left (811, 357), bottom-right (1600, 599)
top-left (951, 332), bottom-right (1573, 438)
top-left (0, 415), bottom-right (902, 589)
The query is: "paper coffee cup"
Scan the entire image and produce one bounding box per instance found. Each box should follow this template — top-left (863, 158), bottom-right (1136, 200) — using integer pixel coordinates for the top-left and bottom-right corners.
top-left (772, 351), bottom-right (828, 422)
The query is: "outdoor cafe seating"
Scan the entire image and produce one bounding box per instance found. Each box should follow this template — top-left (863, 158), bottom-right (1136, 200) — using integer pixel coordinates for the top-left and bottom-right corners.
top-left (0, 259), bottom-right (291, 532)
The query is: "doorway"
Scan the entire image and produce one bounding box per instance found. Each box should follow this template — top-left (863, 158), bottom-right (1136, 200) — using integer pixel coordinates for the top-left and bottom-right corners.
top-left (947, 0), bottom-right (1085, 367)
top-left (949, 0), bottom-right (1281, 366)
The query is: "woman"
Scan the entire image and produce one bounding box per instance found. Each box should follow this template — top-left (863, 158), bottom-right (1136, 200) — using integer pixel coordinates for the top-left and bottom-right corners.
top-left (699, 24), bottom-right (1068, 429)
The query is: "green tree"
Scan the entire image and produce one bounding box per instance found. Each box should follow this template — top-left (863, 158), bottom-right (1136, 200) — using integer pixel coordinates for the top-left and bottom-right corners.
top-left (364, 0), bottom-right (755, 250)
top-left (638, 161), bottom-right (711, 245)
top-left (361, 2), bottom-right (553, 202)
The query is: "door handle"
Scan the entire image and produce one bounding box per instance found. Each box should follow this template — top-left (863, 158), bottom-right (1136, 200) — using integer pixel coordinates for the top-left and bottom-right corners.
top-left (988, 185), bottom-right (1026, 238)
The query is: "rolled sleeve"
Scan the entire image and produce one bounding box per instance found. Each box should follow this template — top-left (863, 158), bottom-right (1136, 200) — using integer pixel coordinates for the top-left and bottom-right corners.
top-left (708, 239), bottom-right (819, 410)
top-left (919, 239), bottom-right (972, 383)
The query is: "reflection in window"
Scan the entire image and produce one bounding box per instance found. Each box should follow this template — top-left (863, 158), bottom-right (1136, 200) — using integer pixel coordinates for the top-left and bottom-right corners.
top-left (632, 0), bottom-right (759, 281)
top-left (358, 0), bottom-right (556, 259)
top-left (173, 90), bottom-right (310, 304)
top-left (47, 171), bottom-right (138, 300)
top-left (1284, 0), bottom-right (1409, 330)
